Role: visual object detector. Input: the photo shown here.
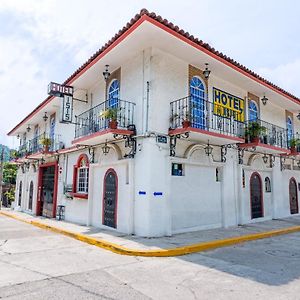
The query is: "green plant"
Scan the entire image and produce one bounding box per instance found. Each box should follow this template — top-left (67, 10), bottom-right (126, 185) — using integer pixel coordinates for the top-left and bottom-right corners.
top-left (39, 137), bottom-right (52, 147)
top-left (290, 138), bottom-right (300, 148)
top-left (4, 188), bottom-right (15, 205)
top-left (10, 150), bottom-right (20, 159)
top-left (245, 122), bottom-right (266, 139)
top-left (99, 108), bottom-right (118, 121)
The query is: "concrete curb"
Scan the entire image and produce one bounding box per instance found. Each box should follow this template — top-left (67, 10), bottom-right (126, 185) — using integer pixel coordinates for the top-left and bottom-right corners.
top-left (1, 210), bottom-right (300, 257)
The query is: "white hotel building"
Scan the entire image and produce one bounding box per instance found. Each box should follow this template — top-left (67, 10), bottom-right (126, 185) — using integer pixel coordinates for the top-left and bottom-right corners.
top-left (9, 9), bottom-right (300, 237)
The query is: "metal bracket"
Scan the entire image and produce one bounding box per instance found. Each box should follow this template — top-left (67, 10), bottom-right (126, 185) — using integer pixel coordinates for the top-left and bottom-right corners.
top-left (269, 154), bottom-right (275, 168)
top-left (124, 135), bottom-right (136, 158)
top-left (221, 145), bottom-right (228, 162)
top-left (169, 132), bottom-right (189, 157)
top-left (238, 148), bottom-right (245, 165)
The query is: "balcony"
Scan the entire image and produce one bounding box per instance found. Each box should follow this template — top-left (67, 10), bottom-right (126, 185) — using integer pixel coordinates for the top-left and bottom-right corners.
top-left (240, 119), bottom-right (290, 154)
top-left (73, 99), bottom-right (135, 145)
top-left (17, 133), bottom-right (63, 160)
top-left (169, 96), bottom-right (245, 145)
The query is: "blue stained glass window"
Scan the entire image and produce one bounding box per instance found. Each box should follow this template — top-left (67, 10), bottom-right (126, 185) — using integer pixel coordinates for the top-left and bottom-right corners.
top-left (287, 117), bottom-right (293, 142)
top-left (248, 101), bottom-right (258, 121)
top-left (190, 76), bottom-right (206, 129)
top-left (108, 79), bottom-right (119, 108)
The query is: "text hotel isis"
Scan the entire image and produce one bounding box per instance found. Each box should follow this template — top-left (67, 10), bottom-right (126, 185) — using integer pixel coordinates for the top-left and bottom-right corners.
top-left (9, 9), bottom-right (300, 237)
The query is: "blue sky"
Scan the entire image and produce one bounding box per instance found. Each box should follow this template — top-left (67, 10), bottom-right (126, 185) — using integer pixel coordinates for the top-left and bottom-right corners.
top-left (1, 0), bottom-right (300, 147)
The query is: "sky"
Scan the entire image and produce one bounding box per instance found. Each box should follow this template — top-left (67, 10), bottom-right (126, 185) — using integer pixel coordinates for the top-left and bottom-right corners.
top-left (1, 0), bottom-right (300, 148)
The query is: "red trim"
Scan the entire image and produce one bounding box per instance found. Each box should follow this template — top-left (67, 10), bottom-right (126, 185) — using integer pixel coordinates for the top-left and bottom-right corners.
top-left (8, 11), bottom-right (300, 136)
top-left (169, 127), bottom-right (245, 143)
top-left (249, 172), bottom-right (264, 219)
top-left (289, 177), bottom-right (299, 214)
top-left (36, 161), bottom-right (59, 218)
top-left (71, 193), bottom-right (88, 199)
top-left (72, 129), bottom-right (134, 145)
top-left (239, 142), bottom-right (290, 154)
top-left (102, 168), bottom-right (118, 228)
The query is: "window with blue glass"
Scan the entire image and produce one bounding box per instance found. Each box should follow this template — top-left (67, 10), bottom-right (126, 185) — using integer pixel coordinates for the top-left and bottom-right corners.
top-left (287, 117), bottom-right (293, 144)
top-left (108, 79), bottom-right (120, 108)
top-left (248, 100), bottom-right (258, 121)
top-left (190, 76), bottom-right (206, 129)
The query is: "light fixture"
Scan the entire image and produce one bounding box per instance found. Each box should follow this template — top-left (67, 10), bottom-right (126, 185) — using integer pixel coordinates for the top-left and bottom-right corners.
top-left (297, 113), bottom-right (300, 120)
top-left (262, 153), bottom-right (268, 164)
top-left (203, 63), bottom-right (211, 79)
top-left (102, 65), bottom-right (111, 81)
top-left (297, 160), bottom-right (300, 168)
top-left (204, 142), bottom-right (213, 156)
top-left (102, 142), bottom-right (110, 155)
top-left (43, 112), bottom-right (48, 122)
top-left (261, 95), bottom-right (268, 106)
top-left (17, 134), bottom-right (20, 139)
top-left (40, 157), bottom-right (45, 165)
top-left (26, 125), bottom-right (31, 132)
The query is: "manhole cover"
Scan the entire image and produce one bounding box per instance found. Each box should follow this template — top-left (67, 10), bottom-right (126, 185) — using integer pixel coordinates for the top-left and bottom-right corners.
top-left (265, 249), bottom-right (300, 258)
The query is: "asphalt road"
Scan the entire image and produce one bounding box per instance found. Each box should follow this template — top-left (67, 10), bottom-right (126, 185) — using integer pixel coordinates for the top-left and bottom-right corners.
top-left (1, 215), bottom-right (300, 300)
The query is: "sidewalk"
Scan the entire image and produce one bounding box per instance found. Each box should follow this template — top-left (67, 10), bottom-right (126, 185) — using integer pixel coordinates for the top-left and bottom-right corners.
top-left (1, 208), bottom-right (300, 257)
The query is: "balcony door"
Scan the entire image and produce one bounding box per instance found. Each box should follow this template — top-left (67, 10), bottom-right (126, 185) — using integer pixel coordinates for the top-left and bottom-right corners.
top-left (108, 79), bottom-right (119, 108)
top-left (190, 76), bottom-right (206, 129)
top-left (250, 172), bottom-right (263, 219)
top-left (289, 178), bottom-right (298, 214)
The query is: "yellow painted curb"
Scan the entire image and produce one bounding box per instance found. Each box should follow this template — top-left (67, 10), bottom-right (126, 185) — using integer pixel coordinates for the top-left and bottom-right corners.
top-left (1, 210), bottom-right (300, 257)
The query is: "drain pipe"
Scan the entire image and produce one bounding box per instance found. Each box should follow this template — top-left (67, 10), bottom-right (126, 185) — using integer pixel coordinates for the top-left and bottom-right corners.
top-left (145, 81), bottom-right (150, 133)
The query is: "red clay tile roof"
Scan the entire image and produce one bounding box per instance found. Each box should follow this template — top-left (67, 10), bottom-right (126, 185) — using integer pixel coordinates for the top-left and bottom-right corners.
top-left (8, 8), bottom-right (300, 135)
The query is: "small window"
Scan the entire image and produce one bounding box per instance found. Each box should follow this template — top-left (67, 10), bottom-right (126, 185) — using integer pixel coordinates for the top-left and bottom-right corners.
top-left (73, 154), bottom-right (89, 198)
top-left (265, 177), bottom-right (271, 192)
top-left (172, 163), bottom-right (183, 176)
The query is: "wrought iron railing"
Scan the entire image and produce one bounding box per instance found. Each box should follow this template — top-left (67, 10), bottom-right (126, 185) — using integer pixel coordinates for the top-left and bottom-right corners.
top-left (245, 119), bottom-right (288, 149)
top-left (18, 133), bottom-right (63, 157)
top-left (75, 99), bottom-right (135, 139)
top-left (170, 96), bottom-right (244, 138)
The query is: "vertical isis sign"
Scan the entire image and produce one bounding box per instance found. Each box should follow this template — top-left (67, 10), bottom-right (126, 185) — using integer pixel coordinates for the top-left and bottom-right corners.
top-left (48, 82), bottom-right (74, 123)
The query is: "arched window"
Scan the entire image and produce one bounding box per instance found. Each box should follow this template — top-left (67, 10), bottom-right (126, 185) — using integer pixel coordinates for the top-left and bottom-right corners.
top-left (28, 181), bottom-right (34, 210)
top-left (287, 117), bottom-right (293, 144)
top-left (190, 76), bottom-right (206, 129)
top-left (265, 177), bottom-right (271, 193)
top-left (248, 100), bottom-right (258, 121)
top-left (108, 79), bottom-right (120, 108)
top-left (18, 181), bottom-right (22, 206)
top-left (72, 154), bottom-right (89, 198)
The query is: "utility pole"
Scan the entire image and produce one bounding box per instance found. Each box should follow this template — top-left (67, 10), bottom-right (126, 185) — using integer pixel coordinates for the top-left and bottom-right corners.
top-left (0, 147), bottom-right (4, 210)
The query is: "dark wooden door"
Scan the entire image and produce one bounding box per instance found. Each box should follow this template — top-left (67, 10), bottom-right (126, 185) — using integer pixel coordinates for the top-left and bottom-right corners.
top-left (289, 178), bottom-right (299, 214)
top-left (103, 170), bottom-right (117, 228)
top-left (28, 181), bottom-right (33, 211)
top-left (250, 173), bottom-right (263, 219)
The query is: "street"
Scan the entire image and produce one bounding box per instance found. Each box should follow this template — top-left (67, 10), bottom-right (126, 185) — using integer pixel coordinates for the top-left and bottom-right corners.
top-left (1, 215), bottom-right (300, 299)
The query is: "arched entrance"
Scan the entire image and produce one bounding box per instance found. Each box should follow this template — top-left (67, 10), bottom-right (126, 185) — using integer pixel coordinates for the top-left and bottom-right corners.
top-left (102, 169), bottom-right (118, 228)
top-left (289, 178), bottom-right (298, 214)
top-left (28, 181), bottom-right (34, 211)
top-left (250, 172), bottom-right (263, 219)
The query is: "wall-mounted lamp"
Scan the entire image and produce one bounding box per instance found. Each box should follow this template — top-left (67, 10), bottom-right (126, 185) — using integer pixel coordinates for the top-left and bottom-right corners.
top-left (203, 63), bottom-right (211, 79)
top-left (261, 95), bottom-right (268, 106)
top-left (43, 112), bottom-right (48, 122)
top-left (102, 65), bottom-right (111, 81)
top-left (204, 142), bottom-right (213, 156)
top-left (102, 142), bottom-right (110, 155)
top-left (262, 153), bottom-right (268, 164)
top-left (17, 134), bottom-right (20, 139)
top-left (297, 160), bottom-right (300, 168)
top-left (26, 125), bottom-right (31, 132)
top-left (297, 113), bottom-right (300, 120)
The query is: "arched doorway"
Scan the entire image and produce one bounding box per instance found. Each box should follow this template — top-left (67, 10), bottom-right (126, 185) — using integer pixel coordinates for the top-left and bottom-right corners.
top-left (102, 169), bottom-right (118, 228)
top-left (289, 178), bottom-right (298, 214)
top-left (28, 181), bottom-right (34, 211)
top-left (18, 181), bottom-right (22, 206)
top-left (250, 172), bottom-right (263, 219)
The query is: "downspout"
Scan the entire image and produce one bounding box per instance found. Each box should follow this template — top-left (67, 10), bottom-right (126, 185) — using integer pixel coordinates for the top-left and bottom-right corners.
top-left (145, 81), bottom-right (150, 132)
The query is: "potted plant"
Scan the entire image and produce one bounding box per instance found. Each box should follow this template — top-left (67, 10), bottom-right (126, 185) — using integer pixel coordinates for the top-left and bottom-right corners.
top-left (245, 121), bottom-right (266, 143)
top-left (100, 108), bottom-right (119, 129)
top-left (182, 110), bottom-right (191, 128)
top-left (289, 138), bottom-right (300, 155)
top-left (40, 137), bottom-right (52, 152)
top-left (10, 150), bottom-right (20, 160)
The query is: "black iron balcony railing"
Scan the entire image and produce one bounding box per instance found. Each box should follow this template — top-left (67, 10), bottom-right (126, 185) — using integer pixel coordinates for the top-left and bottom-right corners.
top-left (75, 99), bottom-right (135, 139)
top-left (170, 96), bottom-right (244, 138)
top-left (245, 119), bottom-right (288, 149)
top-left (18, 133), bottom-right (63, 157)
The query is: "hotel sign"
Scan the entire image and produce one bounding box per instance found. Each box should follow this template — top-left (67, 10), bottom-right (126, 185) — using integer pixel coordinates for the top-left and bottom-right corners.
top-left (48, 82), bottom-right (73, 97)
top-left (213, 87), bottom-right (244, 122)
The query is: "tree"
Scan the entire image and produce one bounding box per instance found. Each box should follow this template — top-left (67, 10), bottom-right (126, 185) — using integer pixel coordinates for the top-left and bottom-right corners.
top-left (3, 163), bottom-right (18, 184)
